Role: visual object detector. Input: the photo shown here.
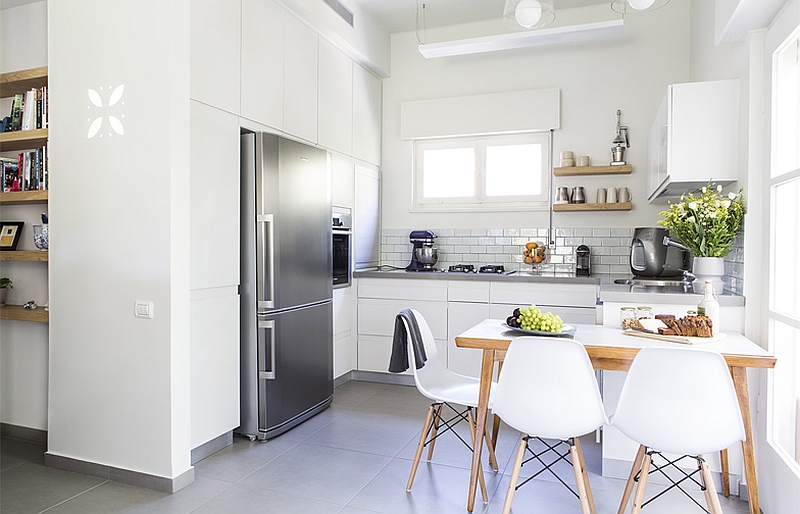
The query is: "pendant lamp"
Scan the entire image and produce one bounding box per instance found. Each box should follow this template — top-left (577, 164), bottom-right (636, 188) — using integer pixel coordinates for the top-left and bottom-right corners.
top-left (503, 0), bottom-right (555, 30)
top-left (610, 0), bottom-right (671, 13)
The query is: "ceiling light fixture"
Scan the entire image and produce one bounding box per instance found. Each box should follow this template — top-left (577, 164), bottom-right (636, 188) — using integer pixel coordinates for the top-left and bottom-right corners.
top-left (610, 0), bottom-right (670, 13)
top-left (503, 0), bottom-right (555, 30)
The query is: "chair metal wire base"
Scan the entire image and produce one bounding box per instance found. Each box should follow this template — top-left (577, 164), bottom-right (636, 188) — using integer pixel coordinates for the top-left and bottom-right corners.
top-left (516, 436), bottom-right (580, 498)
top-left (636, 451), bottom-right (712, 513)
top-left (421, 402), bottom-right (476, 454)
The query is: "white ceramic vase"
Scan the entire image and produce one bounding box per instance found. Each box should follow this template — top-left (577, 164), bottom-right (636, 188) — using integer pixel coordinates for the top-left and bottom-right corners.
top-left (692, 257), bottom-right (725, 294)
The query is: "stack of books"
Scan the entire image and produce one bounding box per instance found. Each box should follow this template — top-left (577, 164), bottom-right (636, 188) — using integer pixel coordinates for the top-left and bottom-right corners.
top-left (6, 85), bottom-right (48, 132)
top-left (2, 147), bottom-right (47, 192)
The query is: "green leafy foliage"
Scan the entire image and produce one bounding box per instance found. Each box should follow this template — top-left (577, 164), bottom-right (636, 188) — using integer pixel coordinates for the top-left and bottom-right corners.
top-left (658, 184), bottom-right (746, 258)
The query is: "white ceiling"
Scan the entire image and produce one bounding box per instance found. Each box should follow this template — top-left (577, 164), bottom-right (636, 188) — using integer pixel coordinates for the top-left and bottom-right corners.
top-left (348, 0), bottom-right (609, 34)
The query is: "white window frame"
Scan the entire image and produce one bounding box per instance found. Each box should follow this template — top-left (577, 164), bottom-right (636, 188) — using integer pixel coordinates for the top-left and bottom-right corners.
top-left (412, 133), bottom-right (551, 212)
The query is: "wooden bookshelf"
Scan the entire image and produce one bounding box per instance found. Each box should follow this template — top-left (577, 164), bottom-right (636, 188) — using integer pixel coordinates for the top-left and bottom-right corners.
top-left (0, 190), bottom-right (48, 205)
top-left (0, 66), bottom-right (48, 97)
top-left (0, 128), bottom-right (48, 152)
top-left (0, 250), bottom-right (48, 262)
top-left (0, 304), bottom-right (49, 323)
top-left (553, 164), bottom-right (632, 176)
top-left (554, 201), bottom-right (632, 212)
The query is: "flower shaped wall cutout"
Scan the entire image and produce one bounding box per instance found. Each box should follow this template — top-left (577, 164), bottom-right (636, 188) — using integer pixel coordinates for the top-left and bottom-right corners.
top-left (87, 84), bottom-right (125, 139)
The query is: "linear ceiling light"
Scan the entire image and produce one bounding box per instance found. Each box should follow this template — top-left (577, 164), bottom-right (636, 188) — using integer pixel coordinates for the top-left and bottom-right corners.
top-left (610, 0), bottom-right (671, 13)
top-left (418, 19), bottom-right (624, 59)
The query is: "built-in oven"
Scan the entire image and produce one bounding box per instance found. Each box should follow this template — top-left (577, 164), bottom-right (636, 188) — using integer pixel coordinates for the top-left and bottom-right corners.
top-left (332, 208), bottom-right (352, 288)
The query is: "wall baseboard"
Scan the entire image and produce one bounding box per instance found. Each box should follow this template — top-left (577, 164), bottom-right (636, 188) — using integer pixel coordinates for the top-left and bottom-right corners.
top-left (44, 452), bottom-right (195, 493)
top-left (191, 431), bottom-right (232, 465)
top-left (334, 371), bottom-right (353, 389)
top-left (351, 370), bottom-right (414, 386)
top-left (1, 423), bottom-right (47, 445)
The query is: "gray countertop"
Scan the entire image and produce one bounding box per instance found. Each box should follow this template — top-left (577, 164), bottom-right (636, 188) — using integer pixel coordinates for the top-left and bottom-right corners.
top-left (353, 268), bottom-right (745, 306)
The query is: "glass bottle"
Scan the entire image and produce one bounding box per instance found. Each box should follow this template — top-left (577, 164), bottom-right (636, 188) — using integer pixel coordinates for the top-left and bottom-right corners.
top-left (636, 306), bottom-right (653, 320)
top-left (697, 280), bottom-right (720, 336)
top-left (620, 307), bottom-right (636, 330)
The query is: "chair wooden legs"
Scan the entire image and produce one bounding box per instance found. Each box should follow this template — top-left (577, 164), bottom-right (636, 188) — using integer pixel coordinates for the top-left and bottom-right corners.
top-left (427, 404), bottom-right (443, 461)
top-left (502, 436), bottom-right (595, 514)
top-left (630, 452), bottom-right (652, 514)
top-left (573, 437), bottom-right (597, 514)
top-left (699, 455), bottom-right (724, 514)
top-left (483, 414), bottom-right (499, 472)
top-left (467, 409), bottom-right (489, 503)
top-left (407, 405), bottom-right (435, 491)
top-left (617, 444), bottom-right (647, 514)
top-left (502, 434), bottom-right (529, 514)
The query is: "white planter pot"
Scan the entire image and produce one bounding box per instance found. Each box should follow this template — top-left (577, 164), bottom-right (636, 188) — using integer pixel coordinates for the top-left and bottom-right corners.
top-left (692, 257), bottom-right (725, 294)
top-left (0, 287), bottom-right (7, 306)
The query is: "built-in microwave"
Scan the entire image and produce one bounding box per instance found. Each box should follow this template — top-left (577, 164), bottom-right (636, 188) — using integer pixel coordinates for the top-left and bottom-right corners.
top-left (332, 208), bottom-right (352, 288)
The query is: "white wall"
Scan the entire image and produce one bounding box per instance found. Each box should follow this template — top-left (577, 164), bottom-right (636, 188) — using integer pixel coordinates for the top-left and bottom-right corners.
top-left (381, 1), bottom-right (691, 231)
top-left (47, 0), bottom-right (191, 480)
top-left (0, 0), bottom-right (49, 431)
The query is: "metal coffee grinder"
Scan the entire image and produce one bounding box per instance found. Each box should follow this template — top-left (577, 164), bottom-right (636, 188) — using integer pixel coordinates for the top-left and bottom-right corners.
top-left (610, 109), bottom-right (629, 166)
top-left (406, 230), bottom-right (439, 272)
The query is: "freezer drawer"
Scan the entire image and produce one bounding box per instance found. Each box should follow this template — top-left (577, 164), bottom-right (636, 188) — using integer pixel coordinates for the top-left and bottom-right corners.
top-left (255, 301), bottom-right (333, 439)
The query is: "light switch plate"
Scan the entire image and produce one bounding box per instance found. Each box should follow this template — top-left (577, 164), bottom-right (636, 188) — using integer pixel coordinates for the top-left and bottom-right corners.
top-left (134, 301), bottom-right (153, 319)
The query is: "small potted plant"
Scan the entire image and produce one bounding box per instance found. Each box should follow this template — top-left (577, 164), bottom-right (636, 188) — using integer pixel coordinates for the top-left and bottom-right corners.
top-left (658, 183), bottom-right (746, 292)
top-left (0, 277), bottom-right (12, 306)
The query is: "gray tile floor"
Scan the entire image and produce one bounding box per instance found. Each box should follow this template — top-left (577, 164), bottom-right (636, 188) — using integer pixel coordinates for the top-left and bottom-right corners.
top-left (1, 380), bottom-right (752, 513)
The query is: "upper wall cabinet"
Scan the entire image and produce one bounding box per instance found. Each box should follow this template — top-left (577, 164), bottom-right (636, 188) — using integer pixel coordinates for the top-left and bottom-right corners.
top-left (352, 65), bottom-right (382, 166)
top-left (283, 14), bottom-right (318, 144)
top-left (648, 79), bottom-right (739, 204)
top-left (191, 0), bottom-right (241, 115)
top-left (241, 0), bottom-right (284, 130)
top-left (318, 39), bottom-right (353, 156)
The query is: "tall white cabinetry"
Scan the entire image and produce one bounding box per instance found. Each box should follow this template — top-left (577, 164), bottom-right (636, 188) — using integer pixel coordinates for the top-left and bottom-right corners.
top-left (188, 101), bottom-right (241, 452)
top-left (190, 0), bottom-right (241, 114)
top-left (283, 14), bottom-right (318, 144)
top-left (648, 79), bottom-right (739, 203)
top-left (353, 65), bottom-right (382, 166)
top-left (319, 39), bottom-right (353, 156)
top-left (354, 165), bottom-right (381, 269)
top-left (241, 0), bottom-right (284, 129)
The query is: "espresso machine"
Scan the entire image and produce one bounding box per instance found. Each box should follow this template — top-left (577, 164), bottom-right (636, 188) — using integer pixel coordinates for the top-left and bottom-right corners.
top-left (406, 230), bottom-right (439, 272)
top-left (576, 245), bottom-right (591, 276)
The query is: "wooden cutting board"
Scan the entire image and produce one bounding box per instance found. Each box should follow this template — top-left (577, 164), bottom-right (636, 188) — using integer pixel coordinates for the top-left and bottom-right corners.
top-left (623, 329), bottom-right (727, 345)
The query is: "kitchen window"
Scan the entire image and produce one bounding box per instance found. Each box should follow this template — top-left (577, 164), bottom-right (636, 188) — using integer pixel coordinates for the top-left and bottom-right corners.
top-left (412, 133), bottom-right (550, 211)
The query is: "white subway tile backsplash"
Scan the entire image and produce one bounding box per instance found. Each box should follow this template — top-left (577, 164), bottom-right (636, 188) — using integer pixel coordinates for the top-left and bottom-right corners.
top-left (495, 237), bottom-right (512, 246)
top-left (504, 228), bottom-right (520, 237)
top-left (478, 237), bottom-right (495, 246)
top-left (520, 228), bottom-right (537, 237)
top-left (488, 228), bottom-right (504, 236)
top-left (471, 229), bottom-right (487, 237)
top-left (574, 228), bottom-right (594, 237)
top-left (437, 229), bottom-right (455, 237)
top-left (601, 237), bottom-right (622, 246)
top-left (611, 228), bottom-right (633, 237)
top-left (593, 228), bottom-right (611, 237)
top-left (454, 229), bottom-right (471, 236)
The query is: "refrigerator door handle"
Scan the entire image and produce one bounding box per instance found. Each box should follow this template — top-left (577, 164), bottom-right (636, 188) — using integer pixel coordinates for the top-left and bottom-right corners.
top-left (257, 319), bottom-right (276, 380)
top-left (257, 214), bottom-right (275, 310)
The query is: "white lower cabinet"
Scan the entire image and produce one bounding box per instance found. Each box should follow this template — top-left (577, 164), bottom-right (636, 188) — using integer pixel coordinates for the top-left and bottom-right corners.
top-left (333, 286), bottom-right (356, 379)
top-left (356, 278), bottom-right (599, 378)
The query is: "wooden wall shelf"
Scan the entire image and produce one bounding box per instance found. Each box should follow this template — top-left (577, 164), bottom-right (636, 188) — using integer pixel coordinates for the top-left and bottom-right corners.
top-left (0, 128), bottom-right (48, 152)
top-left (554, 165), bottom-right (632, 176)
top-left (554, 202), bottom-right (632, 212)
top-left (0, 250), bottom-right (48, 261)
top-left (0, 304), bottom-right (49, 323)
top-left (0, 190), bottom-right (48, 205)
top-left (1, 66), bottom-right (48, 96)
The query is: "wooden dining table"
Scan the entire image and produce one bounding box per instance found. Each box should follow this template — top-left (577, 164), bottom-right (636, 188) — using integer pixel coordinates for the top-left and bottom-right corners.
top-left (455, 319), bottom-right (776, 514)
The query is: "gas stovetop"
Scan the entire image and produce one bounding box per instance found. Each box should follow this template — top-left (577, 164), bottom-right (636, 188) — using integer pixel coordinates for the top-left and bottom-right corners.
top-left (446, 264), bottom-right (515, 275)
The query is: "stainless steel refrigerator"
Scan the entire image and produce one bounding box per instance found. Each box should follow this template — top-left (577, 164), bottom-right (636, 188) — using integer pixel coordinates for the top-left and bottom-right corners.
top-left (238, 132), bottom-right (333, 441)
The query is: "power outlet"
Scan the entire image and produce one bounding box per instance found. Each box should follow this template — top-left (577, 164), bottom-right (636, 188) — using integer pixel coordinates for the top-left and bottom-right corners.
top-left (134, 301), bottom-right (154, 319)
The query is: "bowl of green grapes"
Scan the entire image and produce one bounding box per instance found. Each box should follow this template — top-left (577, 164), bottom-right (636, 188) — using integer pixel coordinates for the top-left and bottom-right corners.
top-left (504, 304), bottom-right (576, 337)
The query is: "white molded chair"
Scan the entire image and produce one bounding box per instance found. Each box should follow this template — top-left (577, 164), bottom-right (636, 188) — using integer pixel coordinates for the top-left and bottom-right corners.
top-left (611, 346), bottom-right (745, 514)
top-left (493, 336), bottom-right (607, 514)
top-left (401, 309), bottom-right (499, 503)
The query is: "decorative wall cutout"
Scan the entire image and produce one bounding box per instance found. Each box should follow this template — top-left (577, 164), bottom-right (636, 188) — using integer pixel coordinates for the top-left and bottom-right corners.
top-left (87, 84), bottom-right (125, 138)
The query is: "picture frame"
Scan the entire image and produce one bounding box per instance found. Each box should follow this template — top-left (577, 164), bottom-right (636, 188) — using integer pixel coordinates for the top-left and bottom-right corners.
top-left (0, 221), bottom-right (25, 251)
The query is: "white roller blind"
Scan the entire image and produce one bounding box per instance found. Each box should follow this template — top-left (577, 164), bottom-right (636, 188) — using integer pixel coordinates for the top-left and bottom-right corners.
top-left (400, 89), bottom-right (560, 140)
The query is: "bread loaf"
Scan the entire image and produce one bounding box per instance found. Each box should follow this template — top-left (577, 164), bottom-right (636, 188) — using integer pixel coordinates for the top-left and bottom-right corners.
top-left (663, 315), bottom-right (713, 338)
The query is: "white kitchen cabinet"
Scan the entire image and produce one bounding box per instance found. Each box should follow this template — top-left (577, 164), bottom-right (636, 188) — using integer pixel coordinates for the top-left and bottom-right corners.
top-left (352, 64), bottom-right (382, 166)
top-left (331, 154), bottom-right (355, 209)
top-left (447, 301), bottom-right (491, 378)
top-left (190, 291), bottom-right (240, 449)
top-left (354, 165), bottom-right (381, 269)
top-left (490, 282), bottom-right (598, 309)
top-left (241, 0), bottom-right (284, 130)
top-left (333, 285), bottom-right (356, 378)
top-left (357, 279), bottom-right (448, 373)
top-left (190, 101), bottom-right (241, 289)
top-left (190, 0), bottom-right (241, 115)
top-left (648, 79), bottom-right (739, 204)
top-left (318, 38), bottom-right (353, 156)
top-left (283, 13), bottom-right (318, 144)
